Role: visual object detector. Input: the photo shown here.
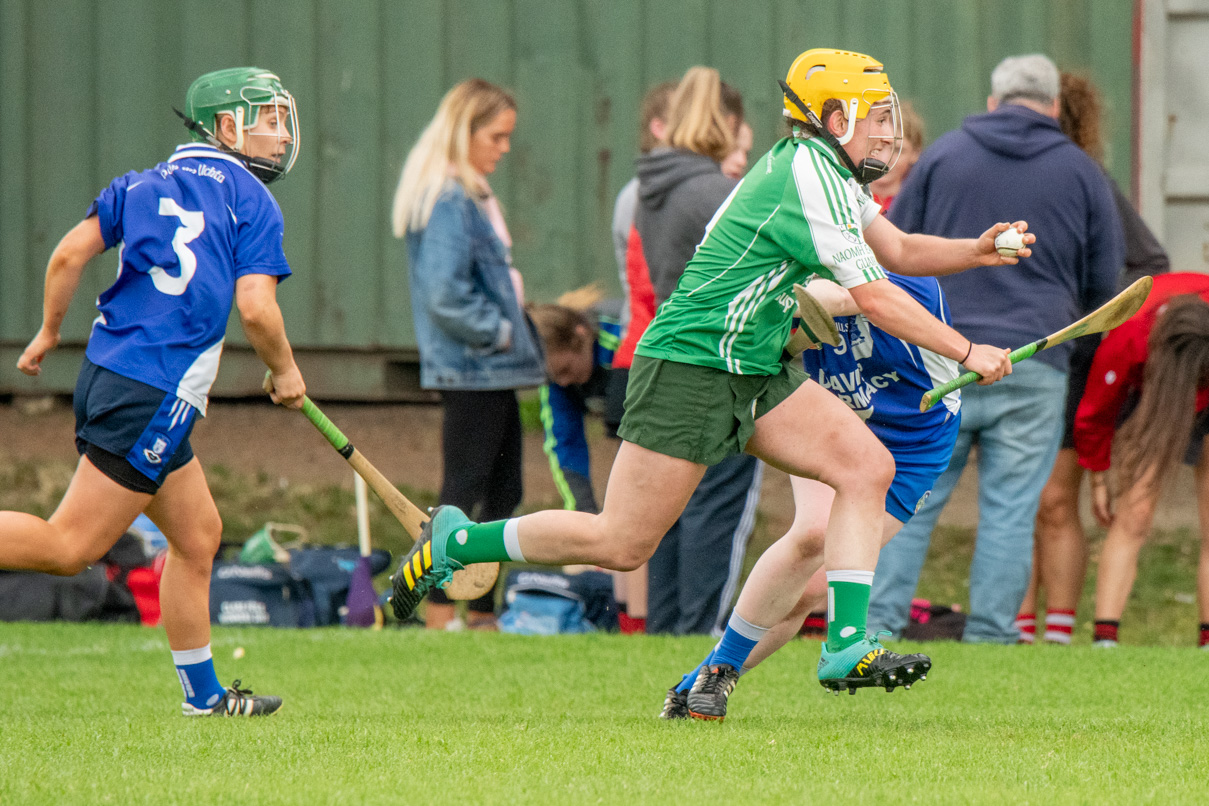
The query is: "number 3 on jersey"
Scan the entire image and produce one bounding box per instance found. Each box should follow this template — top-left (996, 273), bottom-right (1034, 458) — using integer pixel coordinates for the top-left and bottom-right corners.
top-left (150, 198), bottom-right (205, 296)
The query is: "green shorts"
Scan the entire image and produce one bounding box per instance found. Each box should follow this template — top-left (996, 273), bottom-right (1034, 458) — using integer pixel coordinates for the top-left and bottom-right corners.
top-left (618, 354), bottom-right (807, 466)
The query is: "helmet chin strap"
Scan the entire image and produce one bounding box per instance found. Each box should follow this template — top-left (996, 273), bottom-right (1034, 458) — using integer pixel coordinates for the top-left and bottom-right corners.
top-left (172, 108), bottom-right (286, 184)
top-left (778, 80), bottom-right (889, 187)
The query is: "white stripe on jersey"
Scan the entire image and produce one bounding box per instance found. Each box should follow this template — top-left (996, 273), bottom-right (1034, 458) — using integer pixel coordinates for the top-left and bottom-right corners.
top-left (175, 338), bottom-right (225, 415)
top-left (720, 263), bottom-right (790, 373)
top-left (689, 204), bottom-right (781, 299)
top-left (790, 143), bottom-right (883, 289)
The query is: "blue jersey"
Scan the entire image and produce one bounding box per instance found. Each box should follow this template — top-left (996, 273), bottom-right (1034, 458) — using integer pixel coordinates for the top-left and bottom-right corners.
top-left (540, 316), bottom-right (621, 514)
top-left (803, 272), bottom-right (960, 450)
top-left (85, 143), bottom-right (292, 414)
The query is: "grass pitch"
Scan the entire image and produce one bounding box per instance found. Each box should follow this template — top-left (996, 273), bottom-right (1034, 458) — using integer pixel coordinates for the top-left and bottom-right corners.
top-left (2, 623), bottom-right (1207, 805)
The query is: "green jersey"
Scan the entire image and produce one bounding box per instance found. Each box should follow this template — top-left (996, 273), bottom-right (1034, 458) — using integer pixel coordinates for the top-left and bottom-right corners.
top-left (637, 136), bottom-right (886, 376)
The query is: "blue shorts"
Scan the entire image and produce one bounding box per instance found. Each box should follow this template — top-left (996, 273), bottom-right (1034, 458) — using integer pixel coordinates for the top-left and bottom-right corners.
top-left (872, 414), bottom-right (960, 524)
top-left (73, 358), bottom-right (199, 494)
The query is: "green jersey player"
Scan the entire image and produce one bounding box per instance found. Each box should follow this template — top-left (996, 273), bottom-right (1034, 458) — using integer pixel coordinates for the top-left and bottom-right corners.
top-left (390, 49), bottom-right (1028, 700)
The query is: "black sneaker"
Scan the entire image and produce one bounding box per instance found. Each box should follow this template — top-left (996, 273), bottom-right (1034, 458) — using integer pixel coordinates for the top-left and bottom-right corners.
top-left (182, 680), bottom-right (283, 717)
top-left (388, 505), bottom-right (470, 622)
top-left (686, 664), bottom-right (741, 721)
top-left (659, 687), bottom-right (690, 720)
top-left (817, 632), bottom-right (931, 695)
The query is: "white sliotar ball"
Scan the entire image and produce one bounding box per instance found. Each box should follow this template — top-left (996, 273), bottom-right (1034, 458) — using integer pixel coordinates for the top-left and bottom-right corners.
top-left (995, 227), bottom-right (1025, 256)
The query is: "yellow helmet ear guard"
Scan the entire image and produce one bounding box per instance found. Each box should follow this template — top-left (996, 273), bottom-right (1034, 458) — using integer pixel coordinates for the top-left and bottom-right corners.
top-left (779, 48), bottom-right (900, 185)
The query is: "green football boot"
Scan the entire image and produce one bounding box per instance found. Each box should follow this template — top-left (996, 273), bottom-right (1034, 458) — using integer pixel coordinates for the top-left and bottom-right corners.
top-left (817, 631), bottom-right (931, 695)
top-left (388, 505), bottom-right (472, 621)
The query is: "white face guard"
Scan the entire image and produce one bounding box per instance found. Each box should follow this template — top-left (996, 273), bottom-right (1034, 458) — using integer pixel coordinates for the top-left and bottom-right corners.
top-left (848, 92), bottom-right (903, 177)
top-left (228, 90), bottom-right (300, 179)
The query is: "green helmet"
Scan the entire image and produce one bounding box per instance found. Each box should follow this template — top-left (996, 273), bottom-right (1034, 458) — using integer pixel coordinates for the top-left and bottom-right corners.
top-left (182, 67), bottom-right (299, 183)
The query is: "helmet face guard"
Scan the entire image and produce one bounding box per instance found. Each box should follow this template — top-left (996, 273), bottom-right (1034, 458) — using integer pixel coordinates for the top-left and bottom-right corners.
top-left (781, 49), bottom-right (903, 185)
top-left (181, 67), bottom-right (300, 183)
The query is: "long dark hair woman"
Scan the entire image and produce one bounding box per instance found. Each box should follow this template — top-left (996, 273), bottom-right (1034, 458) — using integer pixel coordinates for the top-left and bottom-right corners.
top-left (1073, 275), bottom-right (1209, 647)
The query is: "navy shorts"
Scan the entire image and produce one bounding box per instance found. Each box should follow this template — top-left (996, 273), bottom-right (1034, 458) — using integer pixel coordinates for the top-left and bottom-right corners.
top-left (873, 413), bottom-right (960, 524)
top-left (73, 358), bottom-right (199, 494)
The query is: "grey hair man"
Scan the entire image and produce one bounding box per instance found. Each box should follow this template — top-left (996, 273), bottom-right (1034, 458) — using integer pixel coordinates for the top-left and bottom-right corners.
top-left (867, 53), bottom-right (1125, 643)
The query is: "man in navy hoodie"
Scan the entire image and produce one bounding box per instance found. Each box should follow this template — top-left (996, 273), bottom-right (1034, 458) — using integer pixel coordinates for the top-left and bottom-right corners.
top-left (868, 54), bottom-right (1124, 643)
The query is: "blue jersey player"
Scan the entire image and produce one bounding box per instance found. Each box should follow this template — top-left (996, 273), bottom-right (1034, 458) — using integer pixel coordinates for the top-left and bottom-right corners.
top-left (663, 272), bottom-right (963, 720)
top-left (3, 68), bottom-right (305, 717)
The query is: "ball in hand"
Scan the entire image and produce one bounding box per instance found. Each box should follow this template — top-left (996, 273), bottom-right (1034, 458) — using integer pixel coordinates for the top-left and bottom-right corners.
top-left (994, 227), bottom-right (1026, 257)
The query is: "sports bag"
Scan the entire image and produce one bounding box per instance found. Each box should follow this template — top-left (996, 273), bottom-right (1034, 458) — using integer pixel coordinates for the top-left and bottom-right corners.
top-left (288, 547), bottom-right (391, 626)
top-left (498, 569), bottom-right (617, 635)
top-left (209, 562), bottom-right (311, 628)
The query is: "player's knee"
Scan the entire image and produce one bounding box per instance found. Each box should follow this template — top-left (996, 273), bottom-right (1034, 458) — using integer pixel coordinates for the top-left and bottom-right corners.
top-left (1038, 484), bottom-right (1077, 522)
top-left (783, 523), bottom-right (827, 563)
top-left (832, 445), bottom-right (894, 497)
top-left (168, 513), bottom-right (223, 563)
top-left (52, 543), bottom-right (105, 576)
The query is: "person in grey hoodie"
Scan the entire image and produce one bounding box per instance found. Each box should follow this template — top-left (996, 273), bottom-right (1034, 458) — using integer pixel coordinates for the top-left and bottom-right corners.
top-left (633, 67), bottom-right (760, 636)
top-left (867, 54), bottom-right (1125, 644)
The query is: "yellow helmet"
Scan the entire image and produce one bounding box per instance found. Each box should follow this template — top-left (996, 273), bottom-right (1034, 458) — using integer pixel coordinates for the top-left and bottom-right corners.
top-left (782, 49), bottom-right (895, 145)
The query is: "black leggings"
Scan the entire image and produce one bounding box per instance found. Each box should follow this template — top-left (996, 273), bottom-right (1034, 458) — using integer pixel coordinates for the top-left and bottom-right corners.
top-left (428, 389), bottom-right (524, 612)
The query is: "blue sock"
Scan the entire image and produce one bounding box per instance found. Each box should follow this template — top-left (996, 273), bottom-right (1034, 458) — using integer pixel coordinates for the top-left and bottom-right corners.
top-left (675, 647), bottom-right (717, 694)
top-left (709, 612), bottom-right (770, 672)
top-left (172, 646), bottom-right (226, 710)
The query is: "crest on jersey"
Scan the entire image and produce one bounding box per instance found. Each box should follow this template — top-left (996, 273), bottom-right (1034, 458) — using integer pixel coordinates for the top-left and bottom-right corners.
top-left (841, 225), bottom-right (862, 244)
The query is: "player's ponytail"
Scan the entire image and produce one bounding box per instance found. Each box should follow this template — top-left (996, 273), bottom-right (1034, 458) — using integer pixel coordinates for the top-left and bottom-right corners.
top-left (664, 66), bottom-right (742, 164)
top-left (392, 78), bottom-right (516, 236)
top-left (1113, 295), bottom-right (1209, 493)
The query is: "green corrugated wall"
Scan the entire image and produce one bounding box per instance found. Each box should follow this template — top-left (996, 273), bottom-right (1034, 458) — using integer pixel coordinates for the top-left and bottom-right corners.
top-left (0, 0), bottom-right (1136, 397)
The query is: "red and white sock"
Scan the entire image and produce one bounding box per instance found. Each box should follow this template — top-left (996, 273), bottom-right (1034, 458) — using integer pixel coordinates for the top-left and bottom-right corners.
top-left (1094, 619), bottom-right (1120, 644)
top-left (1015, 613), bottom-right (1036, 644)
top-left (1044, 609), bottom-right (1076, 644)
top-left (1199, 623), bottom-right (1209, 649)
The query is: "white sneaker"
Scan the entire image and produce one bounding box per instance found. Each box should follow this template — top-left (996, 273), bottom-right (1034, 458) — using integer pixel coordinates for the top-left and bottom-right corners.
top-left (1092, 639), bottom-right (1119, 648)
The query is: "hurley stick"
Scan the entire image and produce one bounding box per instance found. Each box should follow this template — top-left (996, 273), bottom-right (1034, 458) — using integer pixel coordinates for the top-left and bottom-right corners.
top-left (267, 374), bottom-right (498, 599)
top-left (920, 276), bottom-right (1153, 412)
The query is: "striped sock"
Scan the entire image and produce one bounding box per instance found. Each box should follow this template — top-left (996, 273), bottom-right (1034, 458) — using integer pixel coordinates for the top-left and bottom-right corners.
top-left (1200, 623), bottom-right (1209, 649)
top-left (800, 611), bottom-right (827, 638)
top-left (1015, 613), bottom-right (1036, 644)
top-left (1093, 619), bottom-right (1120, 644)
top-left (1044, 609), bottom-right (1076, 644)
top-left (172, 645), bottom-right (226, 710)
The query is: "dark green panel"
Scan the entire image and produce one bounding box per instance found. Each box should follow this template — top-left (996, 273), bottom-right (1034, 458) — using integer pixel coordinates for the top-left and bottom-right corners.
top-left (253, 0), bottom-right (321, 345)
top-left (512, 0), bottom-right (588, 297)
top-left (643, 0), bottom-right (709, 81)
top-left (27, 0), bottom-right (97, 342)
top-left (1084, 0), bottom-right (1135, 190)
top-left (579, 0), bottom-right (646, 295)
top-left (708, 0), bottom-right (778, 153)
top-left (312, 0), bottom-right (384, 345)
top-left (380, 0), bottom-right (447, 346)
top-left (0, 0), bottom-right (30, 340)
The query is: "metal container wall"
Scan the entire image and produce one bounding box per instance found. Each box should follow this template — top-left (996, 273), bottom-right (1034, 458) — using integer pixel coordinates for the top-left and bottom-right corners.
top-left (0, 0), bottom-right (1135, 397)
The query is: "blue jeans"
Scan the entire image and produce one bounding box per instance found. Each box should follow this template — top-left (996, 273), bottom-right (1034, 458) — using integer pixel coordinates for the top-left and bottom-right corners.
top-left (868, 361), bottom-right (1067, 643)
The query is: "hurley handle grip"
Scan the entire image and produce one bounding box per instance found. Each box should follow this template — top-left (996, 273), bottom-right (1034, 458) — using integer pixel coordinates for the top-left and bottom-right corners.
top-left (919, 342), bottom-right (1041, 412)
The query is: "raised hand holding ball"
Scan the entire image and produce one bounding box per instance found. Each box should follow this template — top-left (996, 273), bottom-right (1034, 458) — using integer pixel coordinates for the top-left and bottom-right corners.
top-left (994, 226), bottom-right (1026, 257)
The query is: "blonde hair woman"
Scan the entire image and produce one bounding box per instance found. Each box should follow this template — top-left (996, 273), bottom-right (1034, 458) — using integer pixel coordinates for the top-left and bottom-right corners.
top-left (392, 78), bottom-right (545, 630)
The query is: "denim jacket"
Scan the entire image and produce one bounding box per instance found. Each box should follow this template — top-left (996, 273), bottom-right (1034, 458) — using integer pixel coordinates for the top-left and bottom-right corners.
top-left (405, 181), bottom-right (546, 390)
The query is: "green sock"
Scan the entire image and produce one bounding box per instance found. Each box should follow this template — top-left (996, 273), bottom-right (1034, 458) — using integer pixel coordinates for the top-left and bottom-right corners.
top-left (826, 571), bottom-right (874, 652)
top-left (443, 518), bottom-right (513, 565)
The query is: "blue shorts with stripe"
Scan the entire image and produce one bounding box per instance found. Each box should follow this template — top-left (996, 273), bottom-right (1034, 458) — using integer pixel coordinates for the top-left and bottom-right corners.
top-left (73, 358), bottom-right (199, 494)
top-left (872, 413), bottom-right (959, 524)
